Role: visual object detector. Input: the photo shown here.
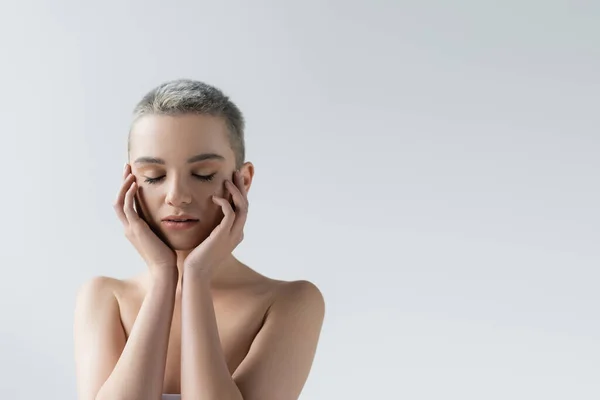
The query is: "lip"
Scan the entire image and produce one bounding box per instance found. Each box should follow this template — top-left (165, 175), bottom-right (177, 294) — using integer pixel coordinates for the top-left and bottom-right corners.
top-left (162, 220), bottom-right (199, 230)
top-left (161, 214), bottom-right (198, 222)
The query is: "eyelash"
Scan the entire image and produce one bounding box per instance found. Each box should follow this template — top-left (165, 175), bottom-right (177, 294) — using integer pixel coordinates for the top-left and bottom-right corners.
top-left (143, 173), bottom-right (216, 185)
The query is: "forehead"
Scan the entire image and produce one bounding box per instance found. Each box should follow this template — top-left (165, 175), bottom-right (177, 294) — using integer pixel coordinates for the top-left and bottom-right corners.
top-left (129, 114), bottom-right (234, 162)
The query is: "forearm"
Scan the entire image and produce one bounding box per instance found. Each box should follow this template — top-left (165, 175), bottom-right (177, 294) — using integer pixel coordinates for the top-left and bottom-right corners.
top-left (180, 267), bottom-right (243, 400)
top-left (97, 271), bottom-right (177, 400)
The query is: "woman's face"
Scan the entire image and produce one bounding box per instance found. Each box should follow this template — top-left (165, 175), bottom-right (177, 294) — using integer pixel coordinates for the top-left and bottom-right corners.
top-left (128, 113), bottom-right (248, 250)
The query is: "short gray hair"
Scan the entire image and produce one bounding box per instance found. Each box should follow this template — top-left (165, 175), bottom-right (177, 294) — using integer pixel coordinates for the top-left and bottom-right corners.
top-left (129, 79), bottom-right (245, 168)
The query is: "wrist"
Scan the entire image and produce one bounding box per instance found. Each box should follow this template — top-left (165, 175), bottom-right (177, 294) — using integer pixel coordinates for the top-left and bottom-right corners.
top-left (183, 264), bottom-right (212, 283)
top-left (151, 267), bottom-right (179, 284)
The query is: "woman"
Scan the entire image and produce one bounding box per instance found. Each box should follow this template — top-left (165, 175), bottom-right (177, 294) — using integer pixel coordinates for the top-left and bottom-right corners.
top-left (73, 79), bottom-right (325, 400)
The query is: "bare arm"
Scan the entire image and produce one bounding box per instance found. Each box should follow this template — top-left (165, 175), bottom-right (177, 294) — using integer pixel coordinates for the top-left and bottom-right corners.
top-left (179, 274), bottom-right (325, 400)
top-left (232, 280), bottom-right (325, 400)
top-left (74, 272), bottom-right (177, 400)
top-left (178, 170), bottom-right (325, 399)
top-left (180, 268), bottom-right (243, 400)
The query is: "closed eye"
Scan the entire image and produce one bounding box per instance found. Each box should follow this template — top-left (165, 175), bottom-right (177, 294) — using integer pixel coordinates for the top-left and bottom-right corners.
top-left (144, 173), bottom-right (216, 185)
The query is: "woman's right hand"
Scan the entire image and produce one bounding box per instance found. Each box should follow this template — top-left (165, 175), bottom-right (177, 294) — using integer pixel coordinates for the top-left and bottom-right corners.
top-left (113, 163), bottom-right (177, 279)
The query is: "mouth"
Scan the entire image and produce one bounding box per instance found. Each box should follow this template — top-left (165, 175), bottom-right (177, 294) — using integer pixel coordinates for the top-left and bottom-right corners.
top-left (161, 219), bottom-right (199, 230)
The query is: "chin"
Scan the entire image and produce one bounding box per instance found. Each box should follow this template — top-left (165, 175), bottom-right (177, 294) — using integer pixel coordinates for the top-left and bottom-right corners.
top-left (164, 231), bottom-right (210, 250)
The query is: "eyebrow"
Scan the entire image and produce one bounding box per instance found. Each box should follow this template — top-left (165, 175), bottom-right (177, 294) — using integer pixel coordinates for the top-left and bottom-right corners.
top-left (133, 153), bottom-right (225, 165)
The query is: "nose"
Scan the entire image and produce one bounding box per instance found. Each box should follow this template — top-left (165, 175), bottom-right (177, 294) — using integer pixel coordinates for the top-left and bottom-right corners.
top-left (165, 178), bottom-right (192, 206)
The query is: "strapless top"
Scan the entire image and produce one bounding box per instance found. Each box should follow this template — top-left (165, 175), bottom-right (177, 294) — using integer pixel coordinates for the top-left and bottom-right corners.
top-left (162, 394), bottom-right (181, 400)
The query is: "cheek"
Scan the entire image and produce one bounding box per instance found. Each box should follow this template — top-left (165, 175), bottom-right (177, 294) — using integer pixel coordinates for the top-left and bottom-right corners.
top-left (136, 187), bottom-right (161, 213)
top-left (210, 177), bottom-right (229, 197)
top-left (138, 179), bottom-right (229, 209)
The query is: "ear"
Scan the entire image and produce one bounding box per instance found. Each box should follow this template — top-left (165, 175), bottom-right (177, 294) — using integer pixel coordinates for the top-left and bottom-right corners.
top-left (238, 162), bottom-right (255, 194)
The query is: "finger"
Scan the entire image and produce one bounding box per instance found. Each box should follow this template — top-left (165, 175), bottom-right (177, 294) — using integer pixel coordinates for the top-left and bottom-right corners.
top-left (225, 180), bottom-right (248, 233)
top-left (226, 179), bottom-right (247, 212)
top-left (114, 173), bottom-right (135, 226)
top-left (212, 195), bottom-right (235, 232)
top-left (134, 191), bottom-right (147, 222)
top-left (232, 209), bottom-right (247, 235)
top-left (234, 171), bottom-right (249, 216)
top-left (123, 165), bottom-right (146, 221)
top-left (124, 181), bottom-right (141, 223)
top-left (234, 170), bottom-right (248, 198)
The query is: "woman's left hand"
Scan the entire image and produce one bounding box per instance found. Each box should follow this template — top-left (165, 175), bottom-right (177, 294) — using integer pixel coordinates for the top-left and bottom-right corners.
top-left (183, 170), bottom-right (248, 278)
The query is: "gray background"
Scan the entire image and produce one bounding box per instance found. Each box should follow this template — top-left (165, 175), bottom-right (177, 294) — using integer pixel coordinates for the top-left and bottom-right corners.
top-left (0, 1), bottom-right (598, 399)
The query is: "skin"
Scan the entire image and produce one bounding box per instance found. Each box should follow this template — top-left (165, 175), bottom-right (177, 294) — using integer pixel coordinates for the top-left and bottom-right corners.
top-left (73, 114), bottom-right (325, 400)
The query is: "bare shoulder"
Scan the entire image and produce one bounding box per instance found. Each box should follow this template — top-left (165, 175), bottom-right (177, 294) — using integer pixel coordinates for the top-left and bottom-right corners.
top-left (74, 275), bottom-right (138, 310)
top-left (75, 276), bottom-right (117, 304)
top-left (229, 265), bottom-right (325, 320)
top-left (240, 265), bottom-right (323, 302)
top-left (231, 278), bottom-right (325, 399)
top-left (268, 279), bottom-right (325, 317)
top-left (277, 279), bottom-right (324, 300)
top-left (74, 276), bottom-right (130, 400)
